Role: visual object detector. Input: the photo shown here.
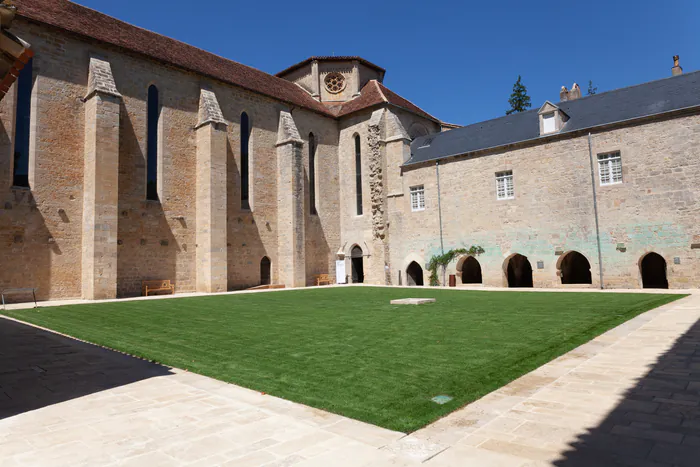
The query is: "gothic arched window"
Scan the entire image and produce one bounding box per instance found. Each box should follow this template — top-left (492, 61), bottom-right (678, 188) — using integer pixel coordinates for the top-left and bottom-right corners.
top-left (240, 112), bottom-right (250, 210)
top-left (309, 132), bottom-right (317, 215)
top-left (354, 134), bottom-right (363, 215)
top-left (146, 84), bottom-right (159, 200)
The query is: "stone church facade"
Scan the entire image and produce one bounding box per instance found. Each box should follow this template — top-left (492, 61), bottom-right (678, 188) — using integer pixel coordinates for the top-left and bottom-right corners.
top-left (0, 0), bottom-right (698, 301)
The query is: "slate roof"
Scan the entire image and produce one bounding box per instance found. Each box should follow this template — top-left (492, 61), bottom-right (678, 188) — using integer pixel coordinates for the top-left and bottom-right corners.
top-left (408, 70), bottom-right (700, 166)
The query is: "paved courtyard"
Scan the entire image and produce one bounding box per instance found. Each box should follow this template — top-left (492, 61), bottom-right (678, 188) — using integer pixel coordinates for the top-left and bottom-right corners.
top-left (1, 289), bottom-right (699, 466)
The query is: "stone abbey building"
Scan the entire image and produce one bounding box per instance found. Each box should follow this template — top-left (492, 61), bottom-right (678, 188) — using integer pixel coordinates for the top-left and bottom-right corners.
top-left (1, 0), bottom-right (698, 301)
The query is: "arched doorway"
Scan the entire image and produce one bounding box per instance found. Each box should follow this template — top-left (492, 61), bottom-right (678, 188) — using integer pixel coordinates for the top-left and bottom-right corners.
top-left (460, 256), bottom-right (482, 284)
top-left (260, 256), bottom-right (271, 285)
top-left (641, 253), bottom-right (668, 289)
top-left (406, 262), bottom-right (424, 286)
top-left (505, 254), bottom-right (533, 288)
top-left (559, 251), bottom-right (592, 285)
top-left (351, 246), bottom-right (364, 283)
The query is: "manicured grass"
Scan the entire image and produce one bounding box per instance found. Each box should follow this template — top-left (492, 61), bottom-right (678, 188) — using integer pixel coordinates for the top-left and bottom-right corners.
top-left (2, 287), bottom-right (684, 432)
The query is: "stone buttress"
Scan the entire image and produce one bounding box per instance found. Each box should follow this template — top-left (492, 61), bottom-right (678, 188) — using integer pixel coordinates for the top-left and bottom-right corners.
top-left (195, 88), bottom-right (228, 293)
top-left (81, 56), bottom-right (121, 299)
top-left (276, 110), bottom-right (306, 287)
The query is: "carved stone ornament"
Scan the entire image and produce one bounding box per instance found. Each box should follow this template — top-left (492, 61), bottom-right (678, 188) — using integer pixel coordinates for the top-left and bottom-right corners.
top-left (324, 72), bottom-right (346, 94)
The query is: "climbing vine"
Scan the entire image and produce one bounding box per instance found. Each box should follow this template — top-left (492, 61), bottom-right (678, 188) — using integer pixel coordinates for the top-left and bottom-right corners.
top-left (427, 246), bottom-right (485, 286)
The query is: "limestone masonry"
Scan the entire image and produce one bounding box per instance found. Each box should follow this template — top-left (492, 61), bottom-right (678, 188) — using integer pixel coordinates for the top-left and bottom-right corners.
top-left (0, 0), bottom-right (698, 301)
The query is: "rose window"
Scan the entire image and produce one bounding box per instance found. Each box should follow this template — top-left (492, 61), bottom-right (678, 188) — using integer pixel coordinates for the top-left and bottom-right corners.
top-left (324, 72), bottom-right (346, 93)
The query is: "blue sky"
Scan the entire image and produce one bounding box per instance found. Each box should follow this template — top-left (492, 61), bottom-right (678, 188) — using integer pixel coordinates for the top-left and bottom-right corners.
top-left (74, 0), bottom-right (698, 125)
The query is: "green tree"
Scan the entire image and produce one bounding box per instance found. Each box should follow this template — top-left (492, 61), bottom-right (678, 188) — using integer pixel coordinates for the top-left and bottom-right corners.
top-left (506, 75), bottom-right (532, 115)
top-left (587, 80), bottom-right (598, 95)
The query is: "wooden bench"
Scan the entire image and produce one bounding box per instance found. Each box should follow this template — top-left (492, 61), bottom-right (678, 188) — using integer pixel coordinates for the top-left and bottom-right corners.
top-left (2, 287), bottom-right (37, 310)
top-left (142, 280), bottom-right (174, 296)
top-left (315, 274), bottom-right (333, 286)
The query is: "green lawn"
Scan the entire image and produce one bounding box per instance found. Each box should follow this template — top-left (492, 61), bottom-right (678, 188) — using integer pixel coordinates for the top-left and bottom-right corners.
top-left (2, 287), bottom-right (684, 432)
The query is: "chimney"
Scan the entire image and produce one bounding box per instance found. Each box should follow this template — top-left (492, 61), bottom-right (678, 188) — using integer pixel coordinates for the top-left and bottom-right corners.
top-left (569, 83), bottom-right (581, 100)
top-left (672, 55), bottom-right (683, 76)
top-left (560, 83), bottom-right (581, 102)
top-left (560, 86), bottom-right (569, 102)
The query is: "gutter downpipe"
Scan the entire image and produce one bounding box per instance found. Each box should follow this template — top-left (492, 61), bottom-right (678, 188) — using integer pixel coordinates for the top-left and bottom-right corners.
top-left (588, 133), bottom-right (605, 289)
top-left (436, 161), bottom-right (445, 255)
top-left (436, 161), bottom-right (446, 285)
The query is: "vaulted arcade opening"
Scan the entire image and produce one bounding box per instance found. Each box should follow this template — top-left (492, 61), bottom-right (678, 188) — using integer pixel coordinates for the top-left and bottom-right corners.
top-left (559, 251), bottom-right (592, 285)
top-left (505, 254), bottom-right (533, 288)
top-left (641, 253), bottom-right (668, 289)
top-left (460, 256), bottom-right (483, 284)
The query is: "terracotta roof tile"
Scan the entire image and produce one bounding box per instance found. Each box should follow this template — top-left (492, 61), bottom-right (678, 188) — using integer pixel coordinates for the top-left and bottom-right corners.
top-left (329, 80), bottom-right (438, 122)
top-left (15, 0), bottom-right (332, 116)
top-left (14, 1), bottom-right (438, 122)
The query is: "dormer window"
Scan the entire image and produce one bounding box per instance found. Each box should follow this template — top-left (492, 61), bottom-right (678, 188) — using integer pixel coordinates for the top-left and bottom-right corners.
top-left (542, 112), bottom-right (556, 134)
top-left (538, 101), bottom-right (568, 136)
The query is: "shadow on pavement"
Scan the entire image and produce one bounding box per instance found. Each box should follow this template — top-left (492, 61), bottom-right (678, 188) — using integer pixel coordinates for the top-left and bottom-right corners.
top-left (554, 317), bottom-right (700, 467)
top-left (0, 317), bottom-right (172, 420)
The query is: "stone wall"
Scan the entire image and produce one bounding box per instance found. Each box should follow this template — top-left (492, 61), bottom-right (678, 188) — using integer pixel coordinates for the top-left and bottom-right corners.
top-left (0, 18), bottom-right (341, 299)
top-left (397, 114), bottom-right (700, 289)
top-left (337, 108), bottom-right (440, 285)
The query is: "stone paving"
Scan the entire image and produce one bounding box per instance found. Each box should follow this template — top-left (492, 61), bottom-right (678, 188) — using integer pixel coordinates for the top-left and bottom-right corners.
top-left (1, 289), bottom-right (699, 466)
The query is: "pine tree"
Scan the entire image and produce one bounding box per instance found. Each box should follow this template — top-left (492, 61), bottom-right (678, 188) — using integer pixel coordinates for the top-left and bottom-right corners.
top-left (587, 80), bottom-right (598, 95)
top-left (506, 75), bottom-right (532, 115)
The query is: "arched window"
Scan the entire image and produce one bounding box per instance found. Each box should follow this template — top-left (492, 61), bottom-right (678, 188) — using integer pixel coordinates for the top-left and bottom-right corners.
top-left (146, 85), bottom-right (159, 200)
top-left (12, 58), bottom-right (33, 188)
top-left (354, 134), bottom-right (362, 215)
top-left (240, 112), bottom-right (250, 210)
top-left (309, 133), bottom-right (317, 215)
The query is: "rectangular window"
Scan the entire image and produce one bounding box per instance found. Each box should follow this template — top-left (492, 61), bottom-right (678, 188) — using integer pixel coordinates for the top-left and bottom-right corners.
top-left (496, 171), bottom-right (514, 200)
top-left (542, 112), bottom-right (556, 134)
top-left (598, 152), bottom-right (622, 185)
top-left (410, 185), bottom-right (425, 212)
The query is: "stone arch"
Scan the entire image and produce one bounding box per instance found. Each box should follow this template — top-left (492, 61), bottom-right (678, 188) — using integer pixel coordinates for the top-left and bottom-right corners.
top-left (350, 244), bottom-right (364, 284)
top-left (503, 254), bottom-right (533, 288)
top-left (457, 256), bottom-right (483, 284)
top-left (557, 251), bottom-right (592, 285)
top-left (260, 256), bottom-right (271, 286)
top-left (406, 261), bottom-right (424, 286)
top-left (640, 252), bottom-right (668, 289)
top-left (408, 122), bottom-right (429, 140)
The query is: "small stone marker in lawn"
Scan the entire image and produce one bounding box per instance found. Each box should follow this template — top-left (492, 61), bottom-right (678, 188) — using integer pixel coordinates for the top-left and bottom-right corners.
top-left (431, 395), bottom-right (453, 405)
top-left (390, 298), bottom-right (437, 305)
